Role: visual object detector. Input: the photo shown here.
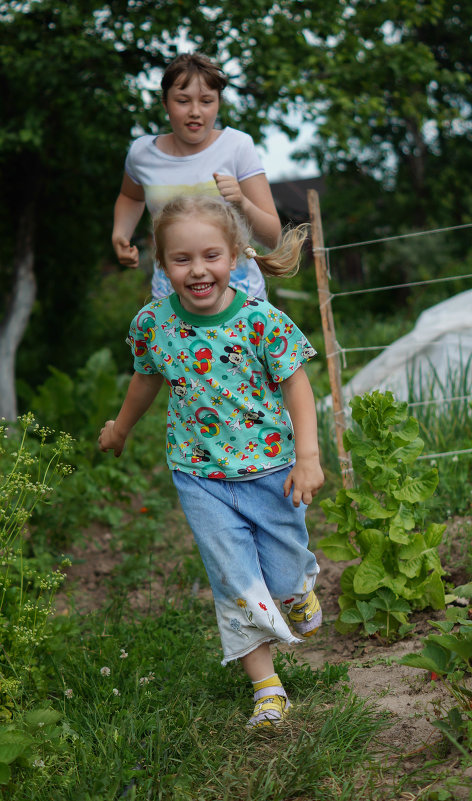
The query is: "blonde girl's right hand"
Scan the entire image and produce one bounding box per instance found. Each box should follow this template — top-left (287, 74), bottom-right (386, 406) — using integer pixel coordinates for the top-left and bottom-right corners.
top-left (112, 235), bottom-right (140, 269)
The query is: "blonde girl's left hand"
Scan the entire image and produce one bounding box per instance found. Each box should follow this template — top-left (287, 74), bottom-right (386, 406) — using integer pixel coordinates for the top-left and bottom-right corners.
top-left (283, 458), bottom-right (325, 508)
top-left (213, 172), bottom-right (243, 206)
top-left (98, 420), bottom-right (126, 457)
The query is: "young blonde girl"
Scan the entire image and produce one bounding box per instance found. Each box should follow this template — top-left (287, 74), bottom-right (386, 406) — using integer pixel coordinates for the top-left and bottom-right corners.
top-left (100, 196), bottom-right (324, 728)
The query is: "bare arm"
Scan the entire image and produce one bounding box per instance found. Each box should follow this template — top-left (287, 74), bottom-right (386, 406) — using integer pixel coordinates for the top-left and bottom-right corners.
top-left (213, 172), bottom-right (281, 248)
top-left (112, 172), bottom-right (146, 269)
top-left (280, 366), bottom-right (325, 507)
top-left (98, 371), bottom-right (164, 456)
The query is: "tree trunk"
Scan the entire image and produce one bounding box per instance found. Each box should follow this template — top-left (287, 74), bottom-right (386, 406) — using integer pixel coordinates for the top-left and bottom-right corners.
top-left (0, 200), bottom-right (36, 421)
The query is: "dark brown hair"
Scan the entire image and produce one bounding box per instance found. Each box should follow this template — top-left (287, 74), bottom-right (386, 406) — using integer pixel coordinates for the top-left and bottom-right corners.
top-left (161, 53), bottom-right (228, 101)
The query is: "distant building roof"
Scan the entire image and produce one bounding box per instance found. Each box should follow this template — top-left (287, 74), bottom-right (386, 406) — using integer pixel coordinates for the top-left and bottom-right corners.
top-left (269, 176), bottom-right (325, 224)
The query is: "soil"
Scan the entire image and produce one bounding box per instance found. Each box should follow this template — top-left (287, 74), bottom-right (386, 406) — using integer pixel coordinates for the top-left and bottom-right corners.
top-left (55, 510), bottom-right (472, 798)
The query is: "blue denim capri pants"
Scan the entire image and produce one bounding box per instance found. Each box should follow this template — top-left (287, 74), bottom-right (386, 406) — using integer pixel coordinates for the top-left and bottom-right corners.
top-left (172, 467), bottom-right (320, 666)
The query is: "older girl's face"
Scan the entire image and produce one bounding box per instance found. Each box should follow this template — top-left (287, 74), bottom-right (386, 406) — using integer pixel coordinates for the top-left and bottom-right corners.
top-left (163, 75), bottom-right (220, 154)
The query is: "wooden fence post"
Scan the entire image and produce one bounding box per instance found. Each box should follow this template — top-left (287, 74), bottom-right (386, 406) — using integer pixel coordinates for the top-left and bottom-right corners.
top-left (308, 189), bottom-right (353, 488)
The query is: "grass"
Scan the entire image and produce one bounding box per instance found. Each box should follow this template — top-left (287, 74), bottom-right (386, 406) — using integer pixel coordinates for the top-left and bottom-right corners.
top-left (6, 601), bottom-right (392, 801)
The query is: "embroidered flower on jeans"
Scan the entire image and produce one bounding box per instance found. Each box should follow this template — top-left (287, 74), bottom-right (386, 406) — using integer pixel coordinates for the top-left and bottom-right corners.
top-left (230, 618), bottom-right (241, 631)
top-left (259, 602), bottom-right (267, 611)
top-left (237, 598), bottom-right (247, 608)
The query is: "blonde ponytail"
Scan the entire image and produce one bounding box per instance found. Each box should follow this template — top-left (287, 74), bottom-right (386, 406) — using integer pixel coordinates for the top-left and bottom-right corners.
top-left (244, 224), bottom-right (310, 278)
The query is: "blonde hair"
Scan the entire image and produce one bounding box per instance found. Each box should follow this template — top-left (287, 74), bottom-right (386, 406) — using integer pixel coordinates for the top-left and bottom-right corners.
top-left (153, 195), bottom-right (309, 279)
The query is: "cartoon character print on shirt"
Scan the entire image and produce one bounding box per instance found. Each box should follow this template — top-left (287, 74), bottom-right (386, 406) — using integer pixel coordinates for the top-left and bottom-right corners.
top-left (220, 344), bottom-right (244, 375)
top-left (166, 429), bottom-right (177, 457)
top-left (200, 466), bottom-right (227, 479)
top-left (249, 370), bottom-right (265, 401)
top-left (137, 309), bottom-right (157, 341)
top-left (195, 407), bottom-right (220, 438)
top-left (265, 326), bottom-right (288, 359)
top-left (247, 312), bottom-right (266, 347)
top-left (242, 296), bottom-right (259, 309)
top-left (242, 409), bottom-right (265, 428)
top-left (302, 345), bottom-right (317, 360)
top-left (189, 340), bottom-right (215, 376)
top-left (178, 320), bottom-right (197, 339)
top-left (169, 377), bottom-right (190, 407)
top-left (237, 465), bottom-right (259, 476)
top-left (191, 443), bottom-right (211, 464)
top-left (257, 426), bottom-right (288, 458)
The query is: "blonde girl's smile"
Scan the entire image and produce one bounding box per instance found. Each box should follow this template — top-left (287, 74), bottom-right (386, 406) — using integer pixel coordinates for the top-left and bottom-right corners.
top-left (163, 217), bottom-right (237, 316)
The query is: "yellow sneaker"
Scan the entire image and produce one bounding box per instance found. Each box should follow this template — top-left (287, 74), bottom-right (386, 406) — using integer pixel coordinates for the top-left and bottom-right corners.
top-left (247, 675), bottom-right (291, 728)
top-left (287, 590), bottom-right (322, 637)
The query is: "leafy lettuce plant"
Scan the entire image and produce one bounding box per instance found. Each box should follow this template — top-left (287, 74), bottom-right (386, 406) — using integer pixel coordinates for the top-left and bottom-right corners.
top-left (320, 391), bottom-right (446, 638)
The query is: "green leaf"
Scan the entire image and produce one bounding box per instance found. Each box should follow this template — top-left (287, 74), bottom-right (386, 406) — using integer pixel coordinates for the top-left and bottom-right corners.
top-left (381, 573), bottom-right (407, 595)
top-left (427, 634), bottom-right (472, 663)
top-left (392, 438), bottom-right (425, 464)
top-left (339, 566), bottom-right (358, 596)
top-left (400, 641), bottom-right (450, 673)
top-left (319, 532), bottom-right (359, 562)
top-left (398, 532), bottom-right (426, 560)
top-left (389, 503), bottom-right (415, 543)
top-left (392, 469), bottom-right (438, 503)
top-left (424, 522), bottom-right (447, 548)
top-left (346, 490), bottom-right (396, 519)
top-left (452, 582), bottom-right (472, 599)
top-left (399, 653), bottom-right (445, 673)
top-left (320, 493), bottom-right (356, 530)
top-left (371, 588), bottom-right (411, 614)
top-left (340, 608), bottom-right (364, 625)
top-left (392, 417), bottom-right (419, 443)
top-left (0, 763), bottom-right (11, 784)
top-left (353, 557), bottom-right (385, 595)
top-left (0, 729), bottom-right (33, 764)
top-left (25, 708), bottom-right (61, 727)
top-left (343, 429), bottom-right (372, 458)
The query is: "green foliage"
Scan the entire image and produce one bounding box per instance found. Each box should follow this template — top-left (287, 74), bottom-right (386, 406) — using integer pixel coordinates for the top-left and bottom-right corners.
top-left (320, 391), bottom-right (446, 637)
top-left (30, 348), bottom-right (128, 445)
top-left (400, 583), bottom-right (472, 755)
top-left (0, 414), bottom-right (75, 725)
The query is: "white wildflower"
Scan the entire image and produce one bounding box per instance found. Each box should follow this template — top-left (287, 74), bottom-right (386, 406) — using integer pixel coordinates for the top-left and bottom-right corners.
top-left (113, 688), bottom-right (120, 696)
top-left (64, 688), bottom-right (73, 699)
top-left (120, 648), bottom-right (128, 659)
top-left (100, 666), bottom-right (111, 677)
top-left (33, 759), bottom-right (45, 768)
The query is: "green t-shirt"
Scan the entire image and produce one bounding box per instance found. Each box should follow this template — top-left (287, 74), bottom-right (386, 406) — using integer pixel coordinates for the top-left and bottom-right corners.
top-left (128, 290), bottom-right (316, 479)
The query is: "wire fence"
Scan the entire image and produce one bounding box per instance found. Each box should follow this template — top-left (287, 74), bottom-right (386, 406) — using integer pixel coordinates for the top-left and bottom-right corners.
top-left (311, 215), bottom-right (472, 467)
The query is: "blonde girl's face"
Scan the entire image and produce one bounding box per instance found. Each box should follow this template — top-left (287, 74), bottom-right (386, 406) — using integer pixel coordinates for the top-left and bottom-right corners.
top-left (163, 75), bottom-right (220, 154)
top-left (162, 216), bottom-right (237, 316)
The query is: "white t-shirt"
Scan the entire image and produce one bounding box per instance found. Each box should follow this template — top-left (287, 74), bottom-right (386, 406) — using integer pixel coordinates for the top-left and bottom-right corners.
top-left (125, 127), bottom-right (267, 299)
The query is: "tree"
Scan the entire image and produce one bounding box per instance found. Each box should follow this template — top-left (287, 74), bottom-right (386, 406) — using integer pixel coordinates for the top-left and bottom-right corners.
top-left (220, 0), bottom-right (472, 230)
top-left (0, 0), bottom-right (170, 419)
